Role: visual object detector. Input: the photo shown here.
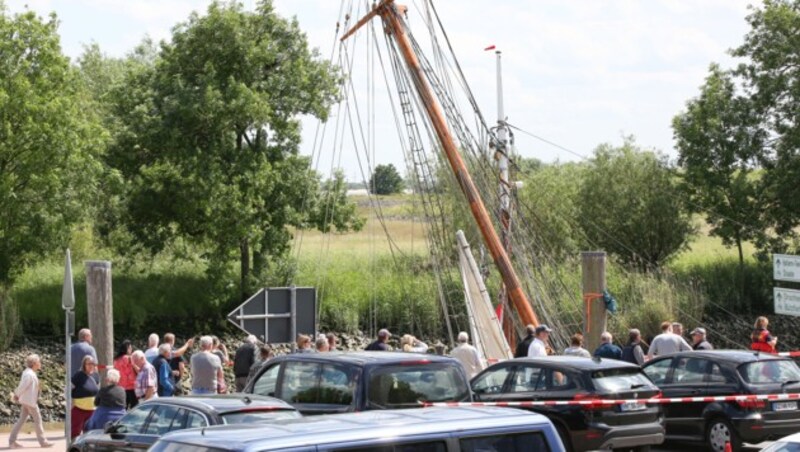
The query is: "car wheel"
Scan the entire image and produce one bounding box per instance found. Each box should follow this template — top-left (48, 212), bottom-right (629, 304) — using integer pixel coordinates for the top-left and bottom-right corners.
top-left (706, 418), bottom-right (741, 452)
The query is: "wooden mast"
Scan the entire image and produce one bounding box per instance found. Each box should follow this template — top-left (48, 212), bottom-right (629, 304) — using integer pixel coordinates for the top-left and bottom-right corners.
top-left (342, 0), bottom-right (540, 328)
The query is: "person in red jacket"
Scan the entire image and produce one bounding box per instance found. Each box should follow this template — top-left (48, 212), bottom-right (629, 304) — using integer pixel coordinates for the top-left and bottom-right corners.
top-left (751, 316), bottom-right (778, 353)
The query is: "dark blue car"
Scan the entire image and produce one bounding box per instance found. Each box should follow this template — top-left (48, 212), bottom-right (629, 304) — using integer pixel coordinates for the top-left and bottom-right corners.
top-left (244, 351), bottom-right (472, 414)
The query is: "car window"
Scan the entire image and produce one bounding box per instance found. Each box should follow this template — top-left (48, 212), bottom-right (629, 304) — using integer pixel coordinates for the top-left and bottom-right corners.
top-left (538, 368), bottom-right (575, 391)
top-left (510, 366), bottom-right (542, 393)
top-left (333, 442), bottom-right (446, 452)
top-left (144, 404), bottom-right (183, 436)
top-left (673, 358), bottom-right (708, 384)
top-left (367, 364), bottom-right (470, 408)
top-left (115, 405), bottom-right (154, 434)
top-left (222, 409), bottom-right (301, 424)
top-left (592, 368), bottom-right (658, 392)
top-left (460, 432), bottom-right (550, 452)
top-left (643, 358), bottom-right (672, 385)
top-left (252, 363), bottom-right (281, 397)
top-left (740, 360), bottom-right (800, 384)
top-left (473, 366), bottom-right (512, 395)
top-left (708, 363), bottom-right (733, 384)
top-left (281, 361), bottom-right (322, 403)
top-left (318, 364), bottom-right (355, 405)
top-left (186, 410), bottom-right (208, 429)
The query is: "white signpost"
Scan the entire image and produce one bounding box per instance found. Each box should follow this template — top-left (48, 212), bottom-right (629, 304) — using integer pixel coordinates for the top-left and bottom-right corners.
top-left (774, 287), bottom-right (800, 317)
top-left (774, 254), bottom-right (800, 283)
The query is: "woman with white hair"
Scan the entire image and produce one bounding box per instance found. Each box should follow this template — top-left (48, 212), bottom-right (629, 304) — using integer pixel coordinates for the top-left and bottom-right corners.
top-left (84, 369), bottom-right (126, 431)
top-left (9, 354), bottom-right (53, 448)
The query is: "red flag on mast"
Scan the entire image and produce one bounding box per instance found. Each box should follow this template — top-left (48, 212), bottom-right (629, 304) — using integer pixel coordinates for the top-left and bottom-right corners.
top-left (484, 45), bottom-right (496, 51)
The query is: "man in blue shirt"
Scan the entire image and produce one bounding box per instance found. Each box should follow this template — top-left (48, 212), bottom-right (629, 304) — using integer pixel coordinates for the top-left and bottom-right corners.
top-left (593, 331), bottom-right (622, 360)
top-left (69, 328), bottom-right (98, 377)
top-left (153, 344), bottom-right (175, 397)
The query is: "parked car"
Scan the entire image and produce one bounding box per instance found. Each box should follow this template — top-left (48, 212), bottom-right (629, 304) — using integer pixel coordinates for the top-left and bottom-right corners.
top-left (68, 395), bottom-right (299, 452)
top-left (150, 406), bottom-right (566, 452)
top-left (762, 432), bottom-right (800, 452)
top-left (243, 351), bottom-right (472, 414)
top-left (642, 350), bottom-right (800, 452)
top-left (470, 356), bottom-right (665, 452)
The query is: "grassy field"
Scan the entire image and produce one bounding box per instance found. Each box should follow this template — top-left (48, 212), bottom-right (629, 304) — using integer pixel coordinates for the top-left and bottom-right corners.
top-left (9, 192), bottom-right (769, 340)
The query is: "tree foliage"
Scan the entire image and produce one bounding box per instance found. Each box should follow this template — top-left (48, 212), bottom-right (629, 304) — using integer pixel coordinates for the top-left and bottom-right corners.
top-left (369, 163), bottom-right (404, 195)
top-left (0, 5), bottom-right (103, 284)
top-left (733, 0), bottom-right (800, 249)
top-left (673, 64), bottom-right (767, 266)
top-left (105, 1), bottom-right (358, 301)
top-left (577, 140), bottom-right (696, 268)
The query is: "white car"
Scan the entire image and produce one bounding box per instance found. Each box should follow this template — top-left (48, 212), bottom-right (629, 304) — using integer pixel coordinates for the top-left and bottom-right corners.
top-left (762, 432), bottom-right (800, 452)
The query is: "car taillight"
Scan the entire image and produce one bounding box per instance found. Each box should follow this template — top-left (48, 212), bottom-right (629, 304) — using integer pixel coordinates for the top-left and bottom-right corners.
top-left (735, 399), bottom-right (766, 410)
top-left (573, 393), bottom-right (614, 411)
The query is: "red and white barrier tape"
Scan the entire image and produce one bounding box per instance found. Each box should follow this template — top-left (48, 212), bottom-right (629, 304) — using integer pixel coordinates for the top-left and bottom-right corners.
top-left (424, 392), bottom-right (800, 408)
top-left (776, 351), bottom-right (800, 357)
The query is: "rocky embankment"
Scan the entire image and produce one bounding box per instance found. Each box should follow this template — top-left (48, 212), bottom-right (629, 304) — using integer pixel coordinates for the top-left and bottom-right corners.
top-left (0, 332), bottom-right (379, 425)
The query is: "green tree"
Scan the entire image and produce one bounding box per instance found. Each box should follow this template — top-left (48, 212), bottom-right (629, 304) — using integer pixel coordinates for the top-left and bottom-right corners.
top-left (368, 163), bottom-right (404, 195)
top-left (0, 5), bottom-right (103, 284)
top-left (733, 0), bottom-right (800, 250)
top-left (578, 139), bottom-right (696, 268)
top-left (517, 161), bottom-right (589, 257)
top-left (673, 64), bottom-right (766, 268)
top-left (107, 1), bottom-right (356, 301)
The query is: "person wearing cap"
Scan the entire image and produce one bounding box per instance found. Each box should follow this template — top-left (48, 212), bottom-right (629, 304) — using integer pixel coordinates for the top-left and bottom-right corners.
top-left (691, 327), bottom-right (713, 350)
top-left (515, 324), bottom-right (536, 358)
top-left (450, 332), bottom-right (484, 379)
top-left (527, 325), bottom-right (552, 358)
top-left (366, 329), bottom-right (392, 351)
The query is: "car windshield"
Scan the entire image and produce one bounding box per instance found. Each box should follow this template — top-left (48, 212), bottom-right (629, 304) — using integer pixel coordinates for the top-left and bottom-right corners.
top-left (591, 368), bottom-right (657, 393)
top-left (150, 442), bottom-right (227, 452)
top-left (740, 360), bottom-right (800, 384)
top-left (762, 441), bottom-right (800, 452)
top-left (367, 364), bottom-right (470, 408)
top-left (221, 409), bottom-right (301, 424)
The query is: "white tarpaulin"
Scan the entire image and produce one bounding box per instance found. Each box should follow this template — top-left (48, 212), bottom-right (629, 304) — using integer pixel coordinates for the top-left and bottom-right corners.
top-left (456, 230), bottom-right (513, 363)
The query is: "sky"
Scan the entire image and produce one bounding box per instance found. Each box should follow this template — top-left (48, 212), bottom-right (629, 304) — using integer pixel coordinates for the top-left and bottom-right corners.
top-left (5, 0), bottom-right (755, 182)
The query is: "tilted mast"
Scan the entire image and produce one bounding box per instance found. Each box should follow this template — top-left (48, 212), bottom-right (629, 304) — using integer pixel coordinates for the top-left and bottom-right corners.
top-left (342, 0), bottom-right (539, 328)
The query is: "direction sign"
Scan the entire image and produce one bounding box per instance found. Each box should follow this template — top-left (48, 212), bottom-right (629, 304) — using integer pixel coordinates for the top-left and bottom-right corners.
top-left (227, 287), bottom-right (317, 344)
top-left (774, 254), bottom-right (800, 283)
top-left (774, 287), bottom-right (800, 317)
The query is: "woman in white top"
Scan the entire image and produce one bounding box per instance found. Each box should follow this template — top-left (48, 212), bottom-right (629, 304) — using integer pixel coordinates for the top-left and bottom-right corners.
top-left (9, 354), bottom-right (53, 449)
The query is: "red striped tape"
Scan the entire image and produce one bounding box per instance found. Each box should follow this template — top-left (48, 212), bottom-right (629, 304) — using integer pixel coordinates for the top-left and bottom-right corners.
top-left (424, 392), bottom-right (800, 408)
top-left (777, 351), bottom-right (800, 357)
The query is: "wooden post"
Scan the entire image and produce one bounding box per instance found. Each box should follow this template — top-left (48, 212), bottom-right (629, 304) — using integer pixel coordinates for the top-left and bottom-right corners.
top-left (85, 261), bottom-right (113, 381)
top-left (581, 252), bottom-right (606, 353)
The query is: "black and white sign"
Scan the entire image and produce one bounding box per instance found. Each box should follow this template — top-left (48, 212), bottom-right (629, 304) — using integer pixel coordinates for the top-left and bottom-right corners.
top-left (227, 287), bottom-right (317, 344)
top-left (774, 254), bottom-right (800, 283)
top-left (774, 287), bottom-right (800, 317)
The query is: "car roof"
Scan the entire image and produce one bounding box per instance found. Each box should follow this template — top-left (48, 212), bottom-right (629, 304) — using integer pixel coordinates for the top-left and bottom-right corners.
top-left (774, 431), bottom-right (800, 443)
top-left (509, 355), bottom-right (642, 371)
top-left (272, 351), bottom-right (459, 366)
top-left (159, 407), bottom-right (553, 451)
top-left (138, 394), bottom-right (295, 413)
top-left (647, 350), bottom-right (789, 364)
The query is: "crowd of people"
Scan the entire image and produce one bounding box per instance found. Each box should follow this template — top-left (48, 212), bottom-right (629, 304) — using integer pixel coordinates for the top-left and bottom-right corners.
top-left (5, 315), bottom-right (781, 448)
top-left (511, 315), bottom-right (779, 365)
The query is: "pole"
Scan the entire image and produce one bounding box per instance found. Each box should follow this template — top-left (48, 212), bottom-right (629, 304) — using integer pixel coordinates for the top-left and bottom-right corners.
top-left (581, 252), bottom-right (607, 352)
top-left (290, 286), bottom-right (297, 353)
top-left (85, 261), bottom-right (113, 381)
top-left (343, 1), bottom-right (539, 328)
top-left (493, 50), bottom-right (516, 346)
top-left (64, 311), bottom-right (71, 445)
top-left (61, 249), bottom-right (75, 446)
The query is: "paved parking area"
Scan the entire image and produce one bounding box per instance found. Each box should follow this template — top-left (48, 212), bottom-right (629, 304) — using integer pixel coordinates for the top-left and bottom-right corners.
top-left (0, 430), bottom-right (66, 451)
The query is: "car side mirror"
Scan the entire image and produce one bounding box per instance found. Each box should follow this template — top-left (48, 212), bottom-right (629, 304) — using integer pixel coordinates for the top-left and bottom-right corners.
top-left (104, 421), bottom-right (118, 434)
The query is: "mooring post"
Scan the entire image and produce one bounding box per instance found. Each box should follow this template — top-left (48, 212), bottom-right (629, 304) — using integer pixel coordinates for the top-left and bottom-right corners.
top-left (85, 261), bottom-right (113, 381)
top-left (581, 251), bottom-right (607, 352)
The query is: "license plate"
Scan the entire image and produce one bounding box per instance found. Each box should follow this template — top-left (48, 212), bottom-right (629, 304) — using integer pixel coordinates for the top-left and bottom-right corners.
top-left (773, 401), bottom-right (798, 411)
top-left (620, 401), bottom-right (646, 412)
